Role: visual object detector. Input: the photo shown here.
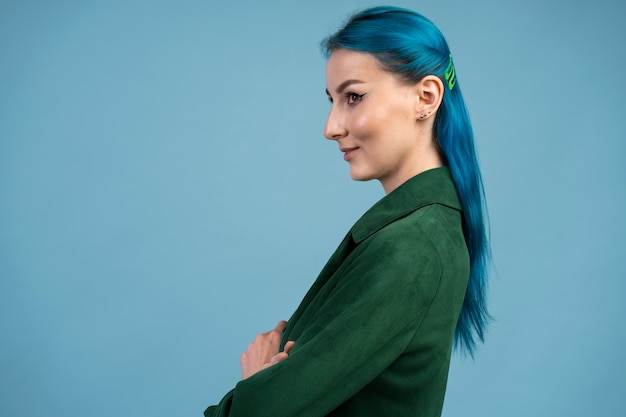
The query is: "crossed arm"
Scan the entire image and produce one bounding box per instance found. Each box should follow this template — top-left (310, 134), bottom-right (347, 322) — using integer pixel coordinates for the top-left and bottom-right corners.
top-left (205, 224), bottom-right (445, 417)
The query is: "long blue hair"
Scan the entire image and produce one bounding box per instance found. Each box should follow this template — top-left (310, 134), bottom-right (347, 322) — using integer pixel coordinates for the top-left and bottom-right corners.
top-left (322, 6), bottom-right (491, 356)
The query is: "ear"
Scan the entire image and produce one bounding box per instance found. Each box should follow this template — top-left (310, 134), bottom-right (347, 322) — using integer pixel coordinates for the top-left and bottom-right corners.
top-left (414, 75), bottom-right (444, 121)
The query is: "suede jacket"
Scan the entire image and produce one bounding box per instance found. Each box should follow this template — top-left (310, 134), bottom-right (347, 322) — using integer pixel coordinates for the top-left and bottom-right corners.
top-left (204, 167), bottom-right (469, 417)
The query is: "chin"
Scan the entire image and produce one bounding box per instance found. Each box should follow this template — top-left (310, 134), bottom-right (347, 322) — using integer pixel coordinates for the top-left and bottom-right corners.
top-left (349, 168), bottom-right (376, 182)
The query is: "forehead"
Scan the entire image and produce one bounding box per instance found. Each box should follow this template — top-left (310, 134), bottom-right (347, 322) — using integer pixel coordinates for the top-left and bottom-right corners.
top-left (325, 49), bottom-right (387, 86)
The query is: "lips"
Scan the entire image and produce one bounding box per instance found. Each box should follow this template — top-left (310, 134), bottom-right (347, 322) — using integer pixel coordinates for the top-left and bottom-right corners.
top-left (341, 147), bottom-right (360, 162)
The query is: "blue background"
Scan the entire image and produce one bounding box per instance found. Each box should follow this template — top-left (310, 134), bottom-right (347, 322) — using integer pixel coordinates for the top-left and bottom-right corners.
top-left (1, 0), bottom-right (625, 415)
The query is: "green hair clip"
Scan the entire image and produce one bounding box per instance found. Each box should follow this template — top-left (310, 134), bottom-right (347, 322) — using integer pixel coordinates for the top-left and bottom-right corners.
top-left (444, 54), bottom-right (456, 91)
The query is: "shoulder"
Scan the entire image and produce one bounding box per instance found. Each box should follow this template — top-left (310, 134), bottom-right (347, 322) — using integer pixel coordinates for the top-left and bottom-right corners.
top-left (369, 203), bottom-right (464, 257)
top-left (355, 203), bottom-right (467, 286)
top-left (350, 205), bottom-right (446, 271)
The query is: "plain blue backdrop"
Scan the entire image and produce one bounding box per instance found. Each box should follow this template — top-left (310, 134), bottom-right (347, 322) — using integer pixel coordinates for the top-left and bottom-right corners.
top-left (1, 0), bottom-right (625, 416)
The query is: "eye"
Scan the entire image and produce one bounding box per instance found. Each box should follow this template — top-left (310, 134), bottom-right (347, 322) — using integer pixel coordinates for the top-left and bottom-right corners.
top-left (346, 92), bottom-right (364, 104)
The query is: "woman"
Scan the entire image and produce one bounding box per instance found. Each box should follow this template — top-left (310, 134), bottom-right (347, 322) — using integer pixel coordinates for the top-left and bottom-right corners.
top-left (204, 6), bottom-right (490, 417)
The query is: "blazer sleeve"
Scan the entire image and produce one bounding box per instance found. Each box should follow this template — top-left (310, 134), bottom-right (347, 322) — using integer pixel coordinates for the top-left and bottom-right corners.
top-left (204, 222), bottom-right (444, 417)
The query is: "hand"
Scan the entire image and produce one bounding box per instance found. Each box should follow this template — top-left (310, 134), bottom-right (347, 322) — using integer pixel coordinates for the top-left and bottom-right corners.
top-left (240, 320), bottom-right (296, 380)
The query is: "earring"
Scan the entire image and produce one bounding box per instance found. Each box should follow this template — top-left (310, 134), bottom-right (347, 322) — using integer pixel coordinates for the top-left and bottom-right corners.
top-left (419, 113), bottom-right (427, 119)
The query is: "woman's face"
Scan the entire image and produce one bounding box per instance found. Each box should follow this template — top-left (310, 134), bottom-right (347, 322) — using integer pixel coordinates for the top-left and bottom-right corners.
top-left (324, 49), bottom-right (436, 194)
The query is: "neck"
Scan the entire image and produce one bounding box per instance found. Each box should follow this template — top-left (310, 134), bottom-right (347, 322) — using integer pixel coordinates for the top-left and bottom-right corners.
top-left (380, 143), bottom-right (443, 194)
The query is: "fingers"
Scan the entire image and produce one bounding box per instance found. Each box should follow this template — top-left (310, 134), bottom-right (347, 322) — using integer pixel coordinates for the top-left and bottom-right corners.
top-left (274, 320), bottom-right (287, 332)
top-left (284, 341), bottom-right (296, 354)
top-left (261, 320), bottom-right (287, 344)
top-left (264, 342), bottom-right (295, 368)
top-left (239, 321), bottom-right (292, 379)
top-left (261, 320), bottom-right (287, 337)
top-left (270, 342), bottom-right (296, 366)
top-left (242, 339), bottom-right (296, 379)
top-left (256, 330), bottom-right (280, 345)
top-left (267, 352), bottom-right (288, 367)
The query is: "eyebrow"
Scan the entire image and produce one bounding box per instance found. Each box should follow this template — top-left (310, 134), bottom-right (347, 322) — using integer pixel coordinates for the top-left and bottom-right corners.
top-left (325, 79), bottom-right (366, 96)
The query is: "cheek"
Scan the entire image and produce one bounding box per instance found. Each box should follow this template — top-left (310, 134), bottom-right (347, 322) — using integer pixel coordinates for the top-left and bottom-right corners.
top-left (350, 107), bottom-right (383, 139)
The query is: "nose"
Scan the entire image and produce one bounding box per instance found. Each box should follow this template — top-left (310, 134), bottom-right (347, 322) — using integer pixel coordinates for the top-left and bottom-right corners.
top-left (323, 106), bottom-right (348, 140)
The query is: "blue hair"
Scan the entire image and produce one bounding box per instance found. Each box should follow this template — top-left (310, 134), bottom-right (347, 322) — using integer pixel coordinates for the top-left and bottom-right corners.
top-left (322, 6), bottom-right (491, 356)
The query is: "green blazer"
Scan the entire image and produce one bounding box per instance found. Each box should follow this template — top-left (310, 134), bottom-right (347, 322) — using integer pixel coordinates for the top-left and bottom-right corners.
top-left (205, 167), bottom-right (469, 417)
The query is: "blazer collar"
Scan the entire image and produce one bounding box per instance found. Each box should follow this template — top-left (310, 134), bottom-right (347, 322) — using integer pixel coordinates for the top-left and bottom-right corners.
top-left (350, 167), bottom-right (462, 243)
